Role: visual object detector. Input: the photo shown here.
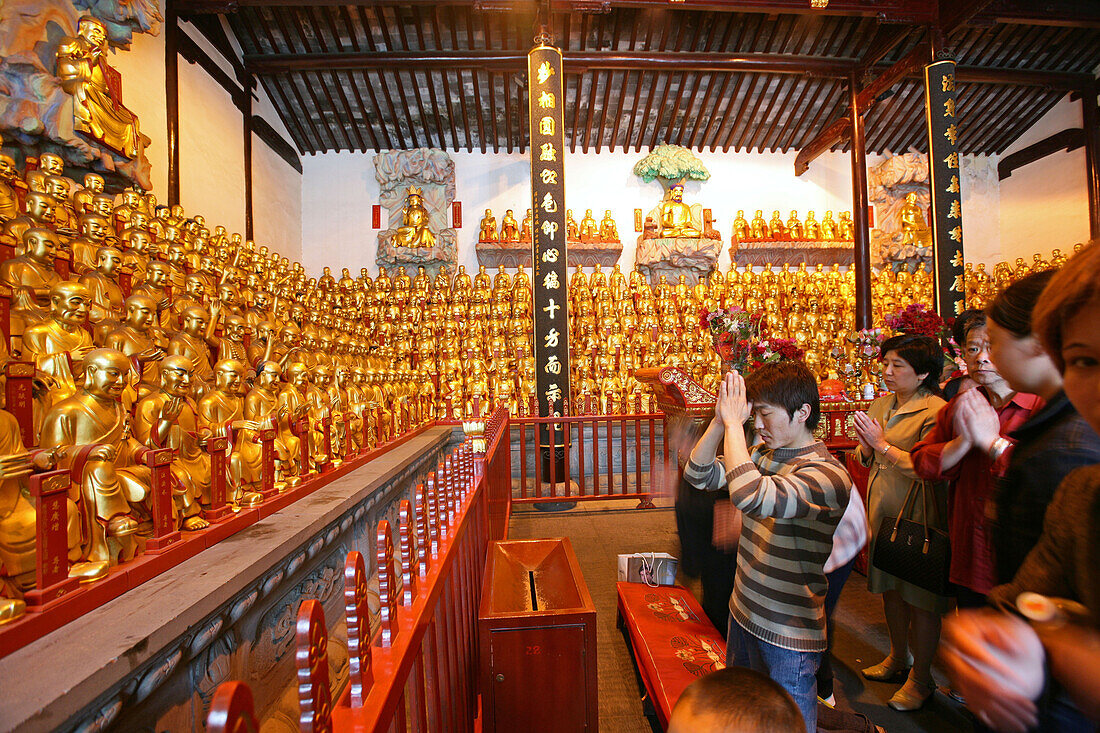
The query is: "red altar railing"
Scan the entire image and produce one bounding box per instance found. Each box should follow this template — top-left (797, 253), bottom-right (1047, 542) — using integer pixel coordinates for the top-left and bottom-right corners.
top-left (509, 407), bottom-right (671, 508)
top-left (206, 409), bottom-right (511, 733)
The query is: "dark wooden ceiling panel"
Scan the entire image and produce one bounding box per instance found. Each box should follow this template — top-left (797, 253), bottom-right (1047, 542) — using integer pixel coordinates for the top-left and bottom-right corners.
top-left (211, 4), bottom-right (1100, 156)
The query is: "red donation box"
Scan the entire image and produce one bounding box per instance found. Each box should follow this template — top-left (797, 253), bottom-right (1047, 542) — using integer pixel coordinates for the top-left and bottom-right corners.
top-left (478, 538), bottom-right (597, 733)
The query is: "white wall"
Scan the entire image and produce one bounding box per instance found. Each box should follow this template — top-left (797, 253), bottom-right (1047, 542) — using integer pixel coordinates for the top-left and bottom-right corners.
top-left (301, 147), bottom-right (861, 278)
top-left (999, 95), bottom-right (1091, 261)
top-left (109, 22), bottom-right (302, 258)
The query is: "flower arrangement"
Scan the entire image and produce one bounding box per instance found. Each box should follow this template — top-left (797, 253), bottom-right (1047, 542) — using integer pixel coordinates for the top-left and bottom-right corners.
top-left (702, 307), bottom-right (804, 373)
top-left (851, 327), bottom-right (887, 358)
top-left (884, 303), bottom-right (948, 341)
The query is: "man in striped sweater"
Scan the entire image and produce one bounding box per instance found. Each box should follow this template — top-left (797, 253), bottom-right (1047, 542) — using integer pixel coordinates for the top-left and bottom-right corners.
top-left (685, 363), bottom-right (852, 733)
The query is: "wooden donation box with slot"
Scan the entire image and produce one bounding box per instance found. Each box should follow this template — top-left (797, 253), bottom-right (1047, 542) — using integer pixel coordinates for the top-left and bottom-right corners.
top-left (478, 538), bottom-right (598, 732)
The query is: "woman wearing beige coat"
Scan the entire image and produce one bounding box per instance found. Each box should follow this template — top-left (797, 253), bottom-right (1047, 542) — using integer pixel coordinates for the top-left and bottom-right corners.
top-left (852, 334), bottom-right (949, 712)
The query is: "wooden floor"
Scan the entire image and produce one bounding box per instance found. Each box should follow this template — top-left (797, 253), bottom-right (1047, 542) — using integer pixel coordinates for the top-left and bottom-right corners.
top-left (509, 500), bottom-right (975, 733)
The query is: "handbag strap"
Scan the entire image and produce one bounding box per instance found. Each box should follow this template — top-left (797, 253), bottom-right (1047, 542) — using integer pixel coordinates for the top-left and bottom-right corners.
top-left (889, 480), bottom-right (922, 540)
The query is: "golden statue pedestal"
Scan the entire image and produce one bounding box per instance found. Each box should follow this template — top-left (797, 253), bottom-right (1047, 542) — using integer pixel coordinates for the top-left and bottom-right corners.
top-left (475, 240), bottom-right (622, 269)
top-left (730, 236), bottom-right (856, 267)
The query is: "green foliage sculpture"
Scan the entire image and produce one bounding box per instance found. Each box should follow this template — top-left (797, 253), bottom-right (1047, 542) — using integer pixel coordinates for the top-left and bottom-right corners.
top-left (632, 144), bottom-right (711, 187)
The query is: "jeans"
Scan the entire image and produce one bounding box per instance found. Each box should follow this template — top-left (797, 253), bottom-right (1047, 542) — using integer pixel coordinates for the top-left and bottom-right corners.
top-left (727, 616), bottom-right (822, 733)
top-left (816, 557), bottom-right (857, 699)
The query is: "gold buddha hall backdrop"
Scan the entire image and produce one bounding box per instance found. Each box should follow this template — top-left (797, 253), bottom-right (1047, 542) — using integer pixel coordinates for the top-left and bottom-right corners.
top-left (0, 0), bottom-right (1098, 731)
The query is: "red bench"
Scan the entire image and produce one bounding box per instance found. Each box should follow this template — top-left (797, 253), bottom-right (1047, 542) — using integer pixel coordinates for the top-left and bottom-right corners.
top-left (616, 581), bottom-right (727, 730)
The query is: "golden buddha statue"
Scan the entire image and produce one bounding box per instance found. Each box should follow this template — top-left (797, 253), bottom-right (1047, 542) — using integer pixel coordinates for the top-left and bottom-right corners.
top-left (599, 210), bottom-right (619, 242)
top-left (132, 355), bottom-right (210, 530)
top-left (899, 193), bottom-right (932, 249)
top-left (579, 209), bottom-right (599, 243)
top-left (22, 282), bottom-right (95, 437)
top-left (769, 210), bottom-right (787, 239)
top-left (520, 209), bottom-right (533, 241)
top-left (478, 209), bottom-right (498, 243)
top-left (658, 184), bottom-right (701, 239)
top-left (0, 154), bottom-right (20, 222)
top-left (40, 348), bottom-right (153, 567)
top-left (500, 209), bottom-right (519, 243)
top-left (69, 213), bottom-right (111, 275)
top-left (783, 210), bottom-right (803, 239)
top-left (37, 152), bottom-right (66, 177)
top-left (820, 210), bottom-right (838, 241)
top-left (750, 209), bottom-right (769, 239)
top-left (57, 17), bottom-right (145, 158)
top-left (105, 294), bottom-right (165, 400)
top-left (44, 175), bottom-right (78, 232)
top-left (121, 227), bottom-right (154, 285)
top-left (565, 209), bottom-right (579, 240)
top-left (246, 360), bottom-right (296, 483)
top-left (732, 210), bottom-right (750, 241)
top-left (392, 187), bottom-right (436, 249)
top-left (838, 211), bottom-right (854, 240)
top-left (803, 211), bottom-right (821, 239)
top-left (197, 360), bottom-right (264, 507)
top-left (1, 191), bottom-right (54, 252)
top-left (3, 227), bottom-right (62, 344)
top-left (79, 245), bottom-right (125, 341)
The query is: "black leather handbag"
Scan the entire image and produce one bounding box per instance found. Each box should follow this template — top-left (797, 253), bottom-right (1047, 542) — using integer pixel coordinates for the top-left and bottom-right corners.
top-left (871, 480), bottom-right (951, 596)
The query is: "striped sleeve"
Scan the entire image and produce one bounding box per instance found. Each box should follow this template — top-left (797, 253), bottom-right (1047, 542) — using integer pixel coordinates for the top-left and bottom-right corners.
top-left (683, 458), bottom-right (726, 492)
top-left (725, 458), bottom-right (851, 520)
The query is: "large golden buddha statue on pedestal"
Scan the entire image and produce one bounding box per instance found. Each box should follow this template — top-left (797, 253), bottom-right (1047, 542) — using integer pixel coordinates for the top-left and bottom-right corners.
top-left (658, 184), bottom-right (701, 238)
top-left (392, 187), bottom-right (436, 249)
top-left (57, 17), bottom-right (145, 159)
top-left (899, 192), bottom-right (932, 248)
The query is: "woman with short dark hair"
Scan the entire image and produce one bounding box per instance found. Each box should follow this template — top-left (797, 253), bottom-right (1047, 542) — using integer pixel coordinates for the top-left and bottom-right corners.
top-left (853, 334), bottom-right (948, 711)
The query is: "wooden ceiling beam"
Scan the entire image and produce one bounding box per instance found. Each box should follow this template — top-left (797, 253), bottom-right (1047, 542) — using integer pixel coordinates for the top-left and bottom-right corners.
top-left (244, 50), bottom-right (858, 75)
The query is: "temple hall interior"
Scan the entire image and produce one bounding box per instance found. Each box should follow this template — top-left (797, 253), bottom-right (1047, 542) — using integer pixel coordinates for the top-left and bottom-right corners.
top-left (0, 1), bottom-right (1099, 731)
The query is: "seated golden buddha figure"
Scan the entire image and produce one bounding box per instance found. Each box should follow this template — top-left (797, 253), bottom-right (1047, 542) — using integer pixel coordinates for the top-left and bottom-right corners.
top-left (579, 209), bottom-right (599, 243)
top-left (804, 210), bottom-right (821, 239)
top-left (132, 355), bottom-right (210, 530)
top-left (658, 184), bottom-right (701, 238)
top-left (2, 228), bottom-right (62, 344)
top-left (121, 227), bottom-right (154, 285)
top-left (786, 210), bottom-right (804, 239)
top-left (1, 191), bottom-right (55, 252)
top-left (520, 209), bottom-right (533, 241)
top-left (57, 17), bottom-right (145, 158)
top-left (599, 210), bottom-right (619, 242)
top-left (105, 294), bottom-right (165, 400)
top-left (899, 192), bottom-right (932, 248)
top-left (247, 360), bottom-right (297, 485)
top-left (79, 245), bottom-right (125, 342)
top-left (838, 211), bottom-right (854, 240)
top-left (69, 215), bottom-right (112, 278)
top-left (732, 210), bottom-right (750, 241)
top-left (197, 360), bottom-right (264, 508)
top-left (565, 209), bottom-right (579, 240)
top-left (750, 209), bottom-right (770, 239)
top-left (820, 210), bottom-right (838, 241)
top-left (45, 175), bottom-right (78, 233)
top-left (478, 209), bottom-right (498, 243)
top-left (500, 209), bottom-right (520, 243)
top-left (769, 210), bottom-right (787, 239)
top-left (0, 154), bottom-right (20, 222)
top-left (22, 282), bottom-right (95, 439)
top-left (41, 348), bottom-right (153, 568)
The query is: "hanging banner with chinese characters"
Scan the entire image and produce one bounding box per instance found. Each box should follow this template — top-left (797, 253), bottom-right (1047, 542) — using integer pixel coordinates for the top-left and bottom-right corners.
top-left (529, 44), bottom-right (571, 420)
top-left (924, 59), bottom-right (966, 318)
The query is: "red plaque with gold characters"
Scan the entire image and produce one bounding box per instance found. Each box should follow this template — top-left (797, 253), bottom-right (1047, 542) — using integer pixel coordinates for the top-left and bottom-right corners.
top-left (144, 447), bottom-right (181, 551)
top-left (25, 470), bottom-right (80, 606)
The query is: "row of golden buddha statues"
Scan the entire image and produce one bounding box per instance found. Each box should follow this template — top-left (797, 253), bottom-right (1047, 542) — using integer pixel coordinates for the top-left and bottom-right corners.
top-left (478, 207), bottom-right (620, 244)
top-left (732, 208), bottom-right (856, 243)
